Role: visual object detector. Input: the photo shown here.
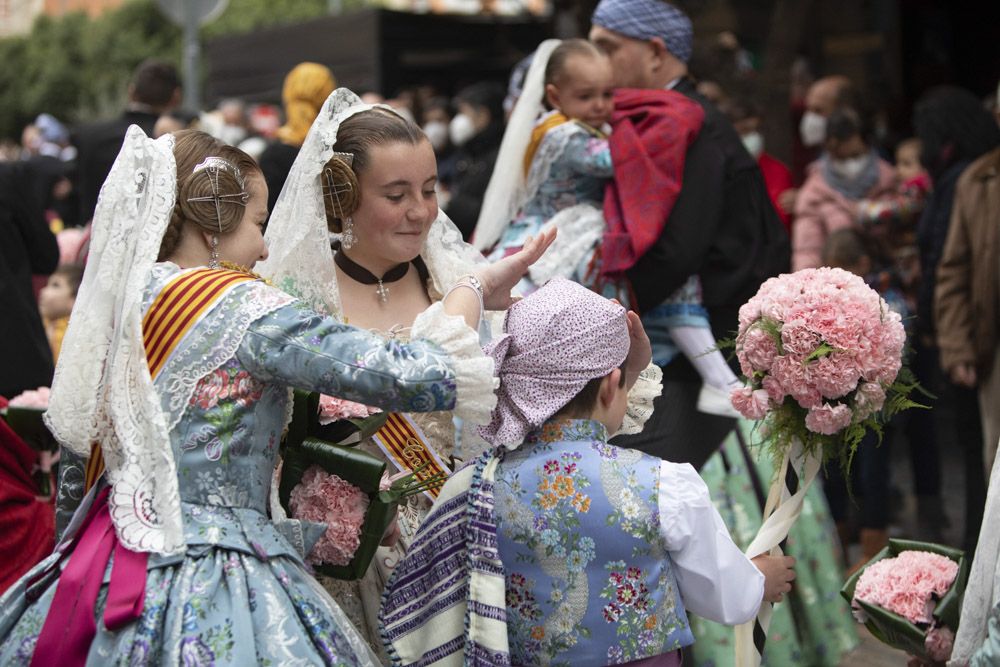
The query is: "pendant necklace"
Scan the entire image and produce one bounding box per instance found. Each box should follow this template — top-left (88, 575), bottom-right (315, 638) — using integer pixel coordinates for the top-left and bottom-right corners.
top-left (333, 241), bottom-right (410, 304)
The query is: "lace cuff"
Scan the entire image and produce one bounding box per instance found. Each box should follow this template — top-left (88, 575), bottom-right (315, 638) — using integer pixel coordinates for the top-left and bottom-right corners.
top-left (411, 301), bottom-right (498, 425)
top-left (616, 363), bottom-right (662, 436)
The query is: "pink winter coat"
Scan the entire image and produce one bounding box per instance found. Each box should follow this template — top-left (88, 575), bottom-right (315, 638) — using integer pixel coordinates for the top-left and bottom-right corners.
top-left (791, 158), bottom-right (897, 270)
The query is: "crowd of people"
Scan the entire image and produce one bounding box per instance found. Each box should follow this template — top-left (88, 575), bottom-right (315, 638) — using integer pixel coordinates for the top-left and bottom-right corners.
top-left (2, 0), bottom-right (1000, 664)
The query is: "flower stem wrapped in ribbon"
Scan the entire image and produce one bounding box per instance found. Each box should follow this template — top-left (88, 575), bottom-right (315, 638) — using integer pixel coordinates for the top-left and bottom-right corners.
top-left (841, 539), bottom-right (967, 663)
top-left (278, 391), bottom-right (445, 579)
top-left (727, 267), bottom-right (927, 667)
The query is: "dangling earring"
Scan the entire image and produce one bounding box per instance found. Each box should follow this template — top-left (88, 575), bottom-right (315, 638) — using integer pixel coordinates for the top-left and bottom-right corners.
top-left (341, 217), bottom-right (356, 250)
top-left (209, 235), bottom-right (220, 268)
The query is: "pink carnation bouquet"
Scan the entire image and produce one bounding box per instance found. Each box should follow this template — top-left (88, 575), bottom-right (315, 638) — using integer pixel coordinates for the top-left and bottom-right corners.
top-left (290, 465), bottom-right (371, 567)
top-left (843, 540), bottom-right (967, 664)
top-left (731, 268), bottom-right (925, 667)
top-left (730, 267), bottom-right (922, 468)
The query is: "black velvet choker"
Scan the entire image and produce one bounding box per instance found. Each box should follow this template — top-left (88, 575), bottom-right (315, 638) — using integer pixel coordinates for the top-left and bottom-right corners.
top-left (333, 241), bottom-right (410, 303)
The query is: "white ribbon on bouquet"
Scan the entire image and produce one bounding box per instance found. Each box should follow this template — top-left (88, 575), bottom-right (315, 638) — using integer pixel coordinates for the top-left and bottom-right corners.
top-left (734, 437), bottom-right (823, 667)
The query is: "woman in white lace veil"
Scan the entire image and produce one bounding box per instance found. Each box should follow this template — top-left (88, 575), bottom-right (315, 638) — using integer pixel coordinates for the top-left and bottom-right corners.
top-left (951, 442), bottom-right (1000, 666)
top-left (258, 87), bottom-right (521, 654)
top-left (0, 125), bottom-right (550, 665)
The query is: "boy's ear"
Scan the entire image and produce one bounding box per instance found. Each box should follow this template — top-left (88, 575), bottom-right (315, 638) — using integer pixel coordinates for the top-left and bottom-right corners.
top-left (598, 368), bottom-right (623, 407)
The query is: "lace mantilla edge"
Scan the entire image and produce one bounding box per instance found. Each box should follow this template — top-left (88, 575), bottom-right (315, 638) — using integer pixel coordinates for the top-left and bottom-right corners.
top-left (410, 302), bottom-right (498, 426)
top-left (618, 363), bottom-right (662, 436)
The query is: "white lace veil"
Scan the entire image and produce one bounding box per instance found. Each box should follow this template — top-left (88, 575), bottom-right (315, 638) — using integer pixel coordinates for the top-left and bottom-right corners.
top-left (472, 38), bottom-right (561, 252)
top-left (44, 127), bottom-right (186, 555)
top-left (258, 88), bottom-right (493, 321)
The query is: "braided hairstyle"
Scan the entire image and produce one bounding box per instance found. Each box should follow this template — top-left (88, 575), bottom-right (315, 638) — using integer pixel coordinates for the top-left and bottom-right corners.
top-left (158, 130), bottom-right (260, 261)
top-left (322, 107), bottom-right (425, 233)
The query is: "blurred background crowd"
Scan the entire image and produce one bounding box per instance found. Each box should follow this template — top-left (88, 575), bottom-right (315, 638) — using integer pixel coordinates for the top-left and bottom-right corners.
top-left (2, 0), bottom-right (999, 652)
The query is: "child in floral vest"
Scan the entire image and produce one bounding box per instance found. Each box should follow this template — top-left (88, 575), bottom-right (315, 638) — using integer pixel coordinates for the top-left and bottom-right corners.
top-left (380, 278), bottom-right (795, 667)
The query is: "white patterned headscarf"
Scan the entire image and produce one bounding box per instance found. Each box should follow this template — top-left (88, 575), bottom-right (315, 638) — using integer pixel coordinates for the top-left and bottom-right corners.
top-left (480, 278), bottom-right (629, 447)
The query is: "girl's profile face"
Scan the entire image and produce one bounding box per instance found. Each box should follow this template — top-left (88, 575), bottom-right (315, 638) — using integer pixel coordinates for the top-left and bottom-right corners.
top-left (350, 139), bottom-right (438, 265)
top-left (218, 173), bottom-right (269, 268)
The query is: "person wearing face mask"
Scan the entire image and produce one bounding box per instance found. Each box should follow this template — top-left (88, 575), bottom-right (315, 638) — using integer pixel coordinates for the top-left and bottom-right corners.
top-left (444, 81), bottom-right (506, 240)
top-left (728, 98), bottom-right (794, 235)
top-left (793, 75), bottom-right (859, 186)
top-left (791, 106), bottom-right (896, 271)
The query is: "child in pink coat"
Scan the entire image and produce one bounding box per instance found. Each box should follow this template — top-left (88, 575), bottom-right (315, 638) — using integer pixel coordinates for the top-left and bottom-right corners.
top-left (792, 107), bottom-right (897, 271)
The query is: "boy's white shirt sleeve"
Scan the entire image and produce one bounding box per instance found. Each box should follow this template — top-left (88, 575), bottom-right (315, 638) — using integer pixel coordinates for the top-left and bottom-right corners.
top-left (658, 461), bottom-right (765, 625)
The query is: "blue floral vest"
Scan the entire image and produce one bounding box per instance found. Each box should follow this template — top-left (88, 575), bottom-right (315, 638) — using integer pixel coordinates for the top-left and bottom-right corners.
top-left (494, 418), bottom-right (694, 666)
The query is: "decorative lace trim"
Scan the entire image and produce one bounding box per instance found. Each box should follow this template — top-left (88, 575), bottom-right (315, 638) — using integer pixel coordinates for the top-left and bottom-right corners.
top-left (410, 302), bottom-right (498, 426)
top-left (522, 120), bottom-right (584, 211)
top-left (617, 363), bottom-right (663, 436)
top-left (147, 265), bottom-right (295, 431)
top-left (45, 129), bottom-right (187, 555)
top-left (527, 203), bottom-right (606, 286)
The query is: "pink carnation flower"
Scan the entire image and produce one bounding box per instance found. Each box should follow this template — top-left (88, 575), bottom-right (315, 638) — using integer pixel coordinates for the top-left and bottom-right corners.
top-left (731, 386), bottom-right (770, 420)
top-left (317, 394), bottom-right (382, 425)
top-left (854, 382), bottom-right (887, 420)
top-left (805, 403), bottom-right (853, 435)
top-left (289, 465), bottom-right (370, 566)
top-left (8, 386), bottom-right (51, 409)
top-left (853, 551), bottom-right (958, 625)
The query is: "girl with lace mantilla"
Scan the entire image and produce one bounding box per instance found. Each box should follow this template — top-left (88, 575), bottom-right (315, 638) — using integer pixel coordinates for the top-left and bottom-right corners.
top-left (259, 88), bottom-right (657, 653)
top-left (474, 39), bottom-right (742, 418)
top-left (0, 128), bottom-right (550, 666)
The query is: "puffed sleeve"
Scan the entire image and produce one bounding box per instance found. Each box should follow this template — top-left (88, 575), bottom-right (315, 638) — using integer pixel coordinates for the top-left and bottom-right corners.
top-left (616, 363), bottom-right (662, 436)
top-left (237, 299), bottom-right (496, 423)
top-left (659, 461), bottom-right (764, 625)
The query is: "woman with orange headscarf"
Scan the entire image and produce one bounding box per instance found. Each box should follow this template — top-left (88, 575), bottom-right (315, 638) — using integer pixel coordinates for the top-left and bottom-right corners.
top-left (259, 62), bottom-right (336, 211)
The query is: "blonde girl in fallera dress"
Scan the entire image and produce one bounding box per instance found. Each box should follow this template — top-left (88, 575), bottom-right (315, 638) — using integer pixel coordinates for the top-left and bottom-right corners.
top-left (0, 127), bottom-right (550, 666)
top-left (259, 89), bottom-right (663, 654)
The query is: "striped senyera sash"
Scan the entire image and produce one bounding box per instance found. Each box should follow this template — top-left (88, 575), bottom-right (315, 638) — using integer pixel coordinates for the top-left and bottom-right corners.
top-left (82, 267), bottom-right (256, 491)
top-left (371, 411), bottom-right (451, 502)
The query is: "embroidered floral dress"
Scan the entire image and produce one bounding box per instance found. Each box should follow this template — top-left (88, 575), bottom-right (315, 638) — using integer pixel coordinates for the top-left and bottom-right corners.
top-left (0, 263), bottom-right (491, 666)
top-left (381, 418), bottom-right (766, 666)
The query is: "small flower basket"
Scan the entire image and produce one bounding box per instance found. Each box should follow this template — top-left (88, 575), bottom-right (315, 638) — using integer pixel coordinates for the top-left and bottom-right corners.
top-left (278, 391), bottom-right (444, 580)
top-left (840, 538), bottom-right (968, 662)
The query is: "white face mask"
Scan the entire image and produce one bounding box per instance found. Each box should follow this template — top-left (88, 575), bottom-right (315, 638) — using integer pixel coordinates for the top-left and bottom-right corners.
top-left (449, 113), bottom-right (476, 147)
top-left (741, 131), bottom-right (764, 159)
top-left (830, 153), bottom-right (871, 181)
top-left (799, 111), bottom-right (827, 147)
top-left (422, 121), bottom-right (449, 151)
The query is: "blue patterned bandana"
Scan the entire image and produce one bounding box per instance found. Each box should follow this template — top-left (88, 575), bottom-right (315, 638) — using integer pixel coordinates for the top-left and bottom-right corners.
top-left (592, 0), bottom-right (693, 63)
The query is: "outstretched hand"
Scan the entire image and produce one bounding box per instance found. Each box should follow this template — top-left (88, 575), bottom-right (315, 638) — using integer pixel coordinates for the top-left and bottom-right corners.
top-left (476, 227), bottom-right (557, 310)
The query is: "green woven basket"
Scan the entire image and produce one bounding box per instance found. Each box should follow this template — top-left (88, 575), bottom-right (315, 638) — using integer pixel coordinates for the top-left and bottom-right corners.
top-left (2, 406), bottom-right (56, 451)
top-left (840, 538), bottom-right (967, 660)
top-left (279, 437), bottom-right (395, 581)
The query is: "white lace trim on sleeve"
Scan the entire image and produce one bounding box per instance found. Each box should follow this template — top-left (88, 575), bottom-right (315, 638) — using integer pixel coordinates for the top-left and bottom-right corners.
top-left (410, 301), bottom-right (498, 426)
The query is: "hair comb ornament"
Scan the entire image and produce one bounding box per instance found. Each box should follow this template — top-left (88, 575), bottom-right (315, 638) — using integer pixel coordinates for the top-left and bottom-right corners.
top-left (187, 156), bottom-right (249, 232)
top-left (321, 152), bottom-right (360, 221)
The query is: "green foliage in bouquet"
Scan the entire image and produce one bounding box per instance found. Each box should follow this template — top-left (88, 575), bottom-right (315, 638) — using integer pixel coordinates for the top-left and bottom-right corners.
top-left (720, 321), bottom-right (930, 476)
top-left (840, 538), bottom-right (967, 661)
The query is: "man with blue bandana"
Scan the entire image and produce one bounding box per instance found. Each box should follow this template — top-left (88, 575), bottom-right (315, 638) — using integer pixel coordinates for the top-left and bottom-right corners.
top-left (590, 0), bottom-right (790, 469)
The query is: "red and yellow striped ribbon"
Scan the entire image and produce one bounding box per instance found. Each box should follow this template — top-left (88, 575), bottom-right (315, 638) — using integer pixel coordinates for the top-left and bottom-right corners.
top-left (372, 412), bottom-right (450, 501)
top-left (83, 268), bottom-right (255, 492)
